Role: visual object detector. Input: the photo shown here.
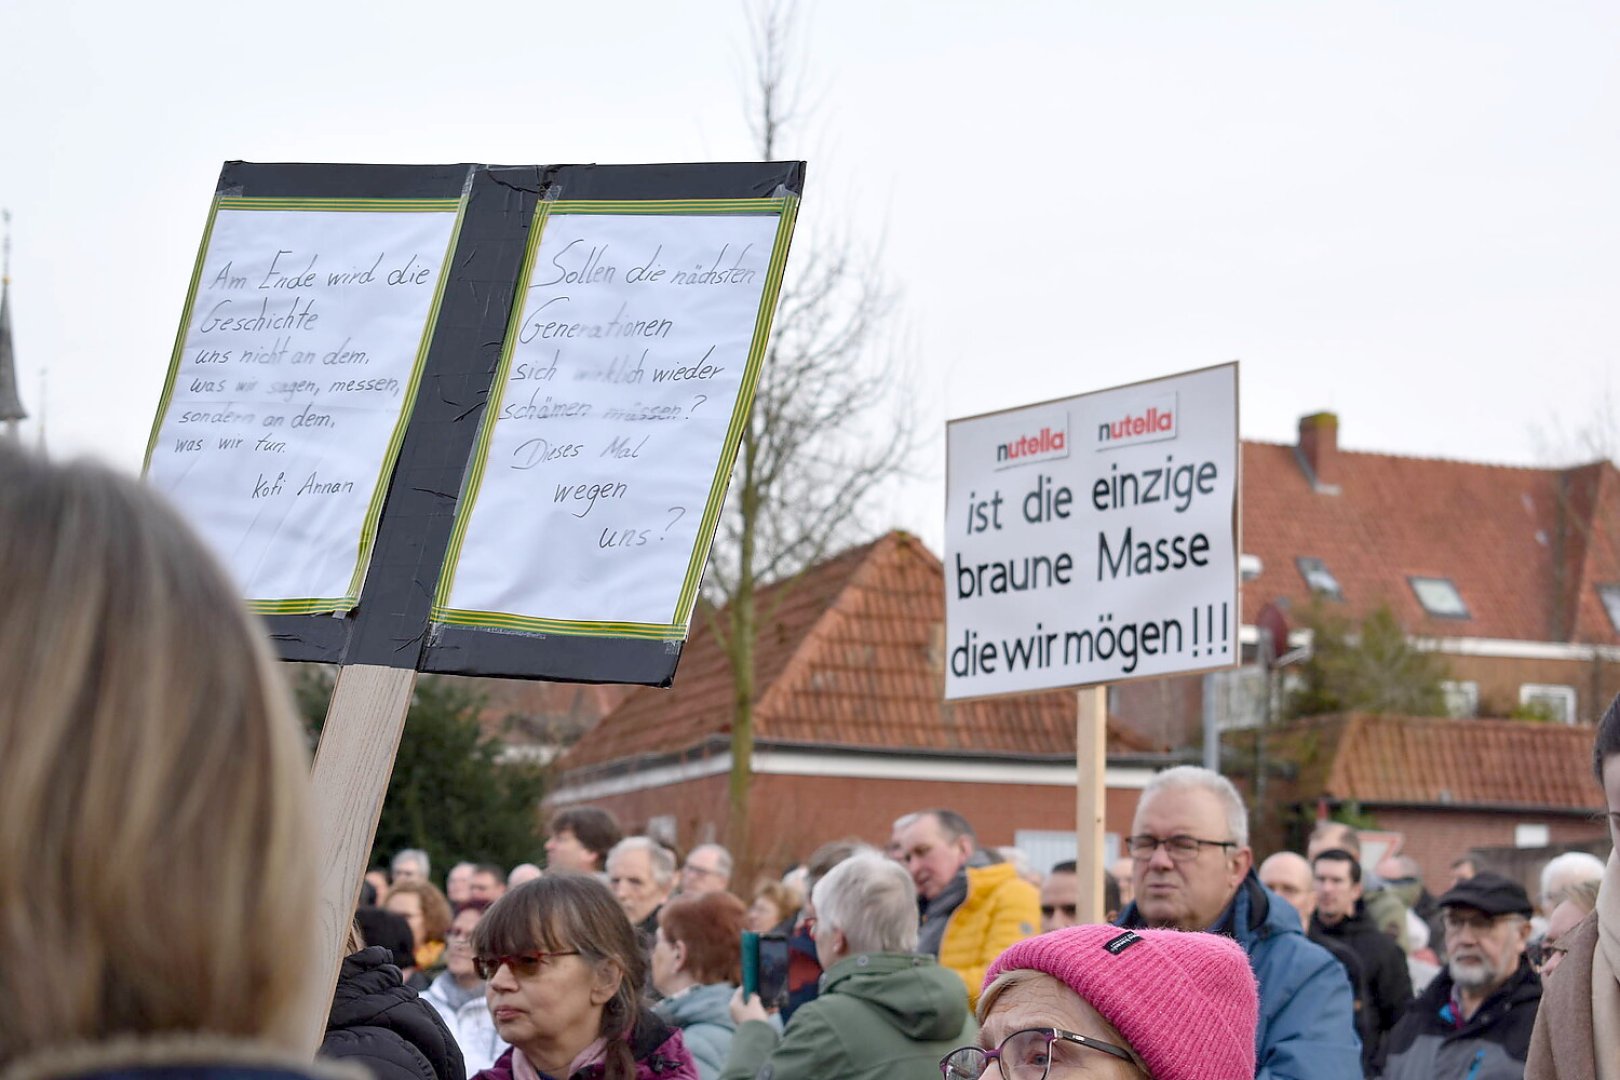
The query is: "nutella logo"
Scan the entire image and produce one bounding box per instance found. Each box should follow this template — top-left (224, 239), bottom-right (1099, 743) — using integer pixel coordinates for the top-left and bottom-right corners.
top-left (1095, 393), bottom-right (1178, 451)
top-left (993, 417), bottom-right (1069, 470)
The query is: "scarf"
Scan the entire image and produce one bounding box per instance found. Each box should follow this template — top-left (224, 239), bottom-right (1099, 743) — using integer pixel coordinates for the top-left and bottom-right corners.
top-left (1592, 850), bottom-right (1620, 1080)
top-left (414, 939), bottom-right (446, 972)
top-left (512, 1039), bottom-right (609, 1080)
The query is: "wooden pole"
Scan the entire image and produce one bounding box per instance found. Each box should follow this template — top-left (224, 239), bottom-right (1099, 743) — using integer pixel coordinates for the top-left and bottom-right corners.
top-left (1075, 685), bottom-right (1108, 924)
top-left (293, 663), bottom-right (418, 1052)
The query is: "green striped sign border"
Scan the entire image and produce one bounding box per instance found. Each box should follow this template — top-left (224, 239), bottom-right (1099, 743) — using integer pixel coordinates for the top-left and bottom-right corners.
top-left (432, 195), bottom-right (800, 642)
top-left (145, 194), bottom-right (467, 615)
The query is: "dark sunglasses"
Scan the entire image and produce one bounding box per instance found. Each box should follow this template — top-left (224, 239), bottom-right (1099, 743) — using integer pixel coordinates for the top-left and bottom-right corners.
top-left (473, 950), bottom-right (578, 980)
top-left (1040, 904), bottom-right (1077, 919)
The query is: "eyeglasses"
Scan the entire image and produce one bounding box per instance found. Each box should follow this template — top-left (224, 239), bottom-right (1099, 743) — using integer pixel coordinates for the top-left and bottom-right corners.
top-left (1126, 834), bottom-right (1236, 862)
top-left (1442, 911), bottom-right (1522, 935)
top-left (1039, 904), bottom-right (1077, 920)
top-left (941, 1028), bottom-right (1136, 1079)
top-left (473, 950), bottom-right (579, 980)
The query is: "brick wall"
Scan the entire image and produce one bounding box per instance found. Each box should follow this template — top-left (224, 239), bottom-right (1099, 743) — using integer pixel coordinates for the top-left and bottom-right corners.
top-left (1350, 806), bottom-right (1607, 897)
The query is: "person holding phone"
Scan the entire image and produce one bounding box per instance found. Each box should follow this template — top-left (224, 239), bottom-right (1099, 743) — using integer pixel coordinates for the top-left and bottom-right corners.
top-left (720, 852), bottom-right (973, 1080)
top-left (652, 892), bottom-right (749, 1080)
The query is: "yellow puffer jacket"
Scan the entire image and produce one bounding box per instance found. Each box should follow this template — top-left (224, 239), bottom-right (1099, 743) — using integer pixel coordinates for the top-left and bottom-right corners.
top-left (936, 861), bottom-right (1041, 1008)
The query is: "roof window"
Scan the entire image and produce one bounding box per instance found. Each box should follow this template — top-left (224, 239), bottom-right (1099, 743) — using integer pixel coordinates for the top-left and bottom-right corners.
top-left (1409, 576), bottom-right (1469, 619)
top-left (1295, 557), bottom-right (1343, 600)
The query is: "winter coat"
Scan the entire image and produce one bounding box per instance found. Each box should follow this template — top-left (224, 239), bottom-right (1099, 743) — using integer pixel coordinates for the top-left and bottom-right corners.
top-left (1312, 904), bottom-right (1415, 1070)
top-left (321, 946), bottom-right (465, 1080)
top-left (472, 1011), bottom-right (695, 1080)
top-left (0, 1034), bottom-right (369, 1080)
top-left (1120, 871), bottom-right (1363, 1080)
top-left (1376, 956), bottom-right (1541, 1079)
top-left (421, 972), bottom-right (508, 1077)
top-left (926, 862), bottom-right (1040, 1009)
top-left (652, 983), bottom-right (737, 1080)
top-left (716, 951), bottom-right (974, 1080)
top-left (1526, 910), bottom-right (1598, 1079)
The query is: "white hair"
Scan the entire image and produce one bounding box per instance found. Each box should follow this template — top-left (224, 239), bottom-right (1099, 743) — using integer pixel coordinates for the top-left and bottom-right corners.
top-left (811, 850), bottom-right (915, 954)
top-left (1541, 851), bottom-right (1605, 907)
top-left (688, 842), bottom-right (733, 878)
top-left (1138, 766), bottom-right (1249, 849)
top-left (608, 835), bottom-right (677, 887)
top-left (392, 848), bottom-right (430, 878)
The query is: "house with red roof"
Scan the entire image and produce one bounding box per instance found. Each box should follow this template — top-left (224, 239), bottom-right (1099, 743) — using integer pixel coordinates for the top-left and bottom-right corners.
top-left (546, 412), bottom-right (1620, 881)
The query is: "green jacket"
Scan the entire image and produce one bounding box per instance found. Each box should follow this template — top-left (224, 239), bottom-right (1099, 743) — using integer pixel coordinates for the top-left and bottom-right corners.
top-left (717, 952), bottom-right (974, 1080)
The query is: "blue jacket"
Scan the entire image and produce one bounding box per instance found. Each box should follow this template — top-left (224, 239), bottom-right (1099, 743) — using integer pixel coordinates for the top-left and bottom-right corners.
top-left (1120, 871), bottom-right (1362, 1079)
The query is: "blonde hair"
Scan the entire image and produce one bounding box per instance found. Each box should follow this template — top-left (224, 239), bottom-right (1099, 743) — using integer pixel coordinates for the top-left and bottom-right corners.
top-left (0, 447), bottom-right (319, 1064)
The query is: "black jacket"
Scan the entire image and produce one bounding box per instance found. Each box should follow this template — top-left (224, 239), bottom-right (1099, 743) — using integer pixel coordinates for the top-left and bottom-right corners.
top-left (1313, 904), bottom-right (1413, 1070)
top-left (321, 945), bottom-right (466, 1080)
top-left (1376, 957), bottom-right (1540, 1079)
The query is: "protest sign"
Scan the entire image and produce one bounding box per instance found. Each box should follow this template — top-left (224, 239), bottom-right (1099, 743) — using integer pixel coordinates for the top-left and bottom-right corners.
top-left (945, 362), bottom-right (1239, 699)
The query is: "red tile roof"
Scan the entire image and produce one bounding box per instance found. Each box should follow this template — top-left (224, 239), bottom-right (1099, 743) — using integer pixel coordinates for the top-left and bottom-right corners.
top-left (557, 531), bottom-right (1162, 772)
top-left (1271, 712), bottom-right (1604, 812)
top-left (1241, 442), bottom-right (1620, 645)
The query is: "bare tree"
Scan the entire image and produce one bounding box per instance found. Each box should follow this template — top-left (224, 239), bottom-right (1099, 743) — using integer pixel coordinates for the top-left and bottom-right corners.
top-left (705, 0), bottom-right (917, 866)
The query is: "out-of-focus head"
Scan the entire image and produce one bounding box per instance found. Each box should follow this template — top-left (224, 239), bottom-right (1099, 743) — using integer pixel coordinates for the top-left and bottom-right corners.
top-left (545, 806), bottom-right (623, 873)
top-left (365, 869), bottom-right (392, 907)
top-left (1107, 857), bottom-right (1136, 906)
top-left (680, 843), bottom-right (733, 896)
top-left (386, 879), bottom-right (453, 949)
top-left (446, 899), bottom-right (492, 982)
top-left (508, 863), bottom-right (543, 889)
top-left (747, 880), bottom-right (802, 933)
top-left (1128, 767), bottom-right (1252, 931)
top-left (1450, 854), bottom-right (1484, 889)
top-left (1306, 821), bottom-right (1360, 861)
top-left (0, 447), bottom-right (320, 1064)
top-left (1593, 693), bottom-right (1620, 848)
top-left (1311, 849), bottom-right (1363, 922)
top-left (892, 809), bottom-right (975, 901)
top-left (1540, 850), bottom-right (1605, 913)
top-left (606, 837), bottom-right (675, 925)
top-left (392, 848), bottom-right (430, 885)
top-left (810, 850), bottom-right (914, 965)
top-left (469, 862), bottom-right (507, 903)
top-left (1537, 891), bottom-right (1596, 978)
top-left (1440, 872), bottom-right (1533, 997)
top-left (446, 861), bottom-right (476, 904)
top-left (965, 925), bottom-right (1258, 1080)
top-left (472, 875), bottom-right (642, 1067)
top-left (1258, 851), bottom-right (1316, 926)
top-left (652, 891), bottom-right (747, 996)
top-left (1041, 860), bottom-right (1080, 932)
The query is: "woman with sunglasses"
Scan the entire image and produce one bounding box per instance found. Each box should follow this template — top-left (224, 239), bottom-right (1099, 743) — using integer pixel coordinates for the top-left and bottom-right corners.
top-left (941, 924), bottom-right (1257, 1079)
top-left (470, 875), bottom-right (697, 1080)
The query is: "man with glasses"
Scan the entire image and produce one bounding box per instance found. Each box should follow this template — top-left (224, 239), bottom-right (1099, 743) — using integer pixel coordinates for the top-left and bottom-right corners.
top-left (1377, 872), bottom-right (1541, 1078)
top-left (679, 842), bottom-right (734, 896)
top-left (1115, 766), bottom-right (1361, 1078)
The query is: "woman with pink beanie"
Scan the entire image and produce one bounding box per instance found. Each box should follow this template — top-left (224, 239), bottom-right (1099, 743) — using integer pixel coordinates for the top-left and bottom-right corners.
top-left (939, 924), bottom-right (1258, 1079)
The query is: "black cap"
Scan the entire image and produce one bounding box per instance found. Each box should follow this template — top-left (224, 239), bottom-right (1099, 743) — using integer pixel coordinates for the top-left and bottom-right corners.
top-left (1438, 871), bottom-right (1533, 917)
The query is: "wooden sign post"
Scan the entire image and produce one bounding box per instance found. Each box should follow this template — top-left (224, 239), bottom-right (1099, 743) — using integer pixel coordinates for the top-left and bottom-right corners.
top-left (144, 160), bottom-right (805, 1050)
top-left (944, 364), bottom-right (1241, 922)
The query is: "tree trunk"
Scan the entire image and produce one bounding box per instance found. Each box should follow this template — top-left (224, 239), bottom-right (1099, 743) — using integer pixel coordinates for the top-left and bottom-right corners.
top-left (727, 418), bottom-right (761, 866)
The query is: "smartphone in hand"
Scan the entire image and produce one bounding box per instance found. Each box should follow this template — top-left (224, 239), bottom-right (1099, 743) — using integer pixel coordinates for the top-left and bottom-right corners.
top-left (740, 931), bottom-right (790, 1009)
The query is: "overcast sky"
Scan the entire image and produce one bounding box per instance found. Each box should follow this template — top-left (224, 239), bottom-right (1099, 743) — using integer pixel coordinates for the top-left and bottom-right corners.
top-left (3, 1), bottom-right (1615, 554)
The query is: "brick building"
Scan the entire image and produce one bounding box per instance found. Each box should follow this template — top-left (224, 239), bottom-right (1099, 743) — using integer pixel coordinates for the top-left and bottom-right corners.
top-left (545, 530), bottom-right (1172, 875)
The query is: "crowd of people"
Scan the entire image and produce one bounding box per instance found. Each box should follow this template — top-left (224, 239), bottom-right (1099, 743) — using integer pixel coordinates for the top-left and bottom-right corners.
top-left (4, 442), bottom-right (1620, 1080)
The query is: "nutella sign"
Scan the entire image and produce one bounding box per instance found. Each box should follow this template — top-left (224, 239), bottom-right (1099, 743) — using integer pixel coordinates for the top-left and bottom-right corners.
top-left (1095, 393), bottom-right (1177, 450)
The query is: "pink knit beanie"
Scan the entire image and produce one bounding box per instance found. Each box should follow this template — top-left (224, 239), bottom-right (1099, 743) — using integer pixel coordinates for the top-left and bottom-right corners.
top-left (982, 925), bottom-right (1257, 1080)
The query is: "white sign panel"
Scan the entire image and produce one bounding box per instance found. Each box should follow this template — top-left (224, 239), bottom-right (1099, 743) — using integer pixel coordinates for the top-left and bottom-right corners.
top-left (437, 203), bottom-right (792, 637)
top-left (146, 200), bottom-right (460, 612)
top-left (945, 363), bottom-right (1239, 700)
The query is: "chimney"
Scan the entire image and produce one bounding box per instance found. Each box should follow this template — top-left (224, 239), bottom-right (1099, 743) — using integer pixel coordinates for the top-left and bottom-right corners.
top-left (1296, 412), bottom-right (1340, 494)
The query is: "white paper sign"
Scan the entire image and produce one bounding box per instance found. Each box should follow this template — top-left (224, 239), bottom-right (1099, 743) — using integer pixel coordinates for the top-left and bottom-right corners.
top-left (146, 202), bottom-right (460, 611)
top-left (439, 206), bottom-right (789, 635)
top-left (945, 363), bottom-right (1239, 699)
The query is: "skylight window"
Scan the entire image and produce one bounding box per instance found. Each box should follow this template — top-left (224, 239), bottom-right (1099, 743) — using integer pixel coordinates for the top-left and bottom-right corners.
top-left (1600, 584), bottom-right (1620, 634)
top-left (1296, 557), bottom-right (1343, 600)
top-left (1410, 576), bottom-right (1469, 619)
